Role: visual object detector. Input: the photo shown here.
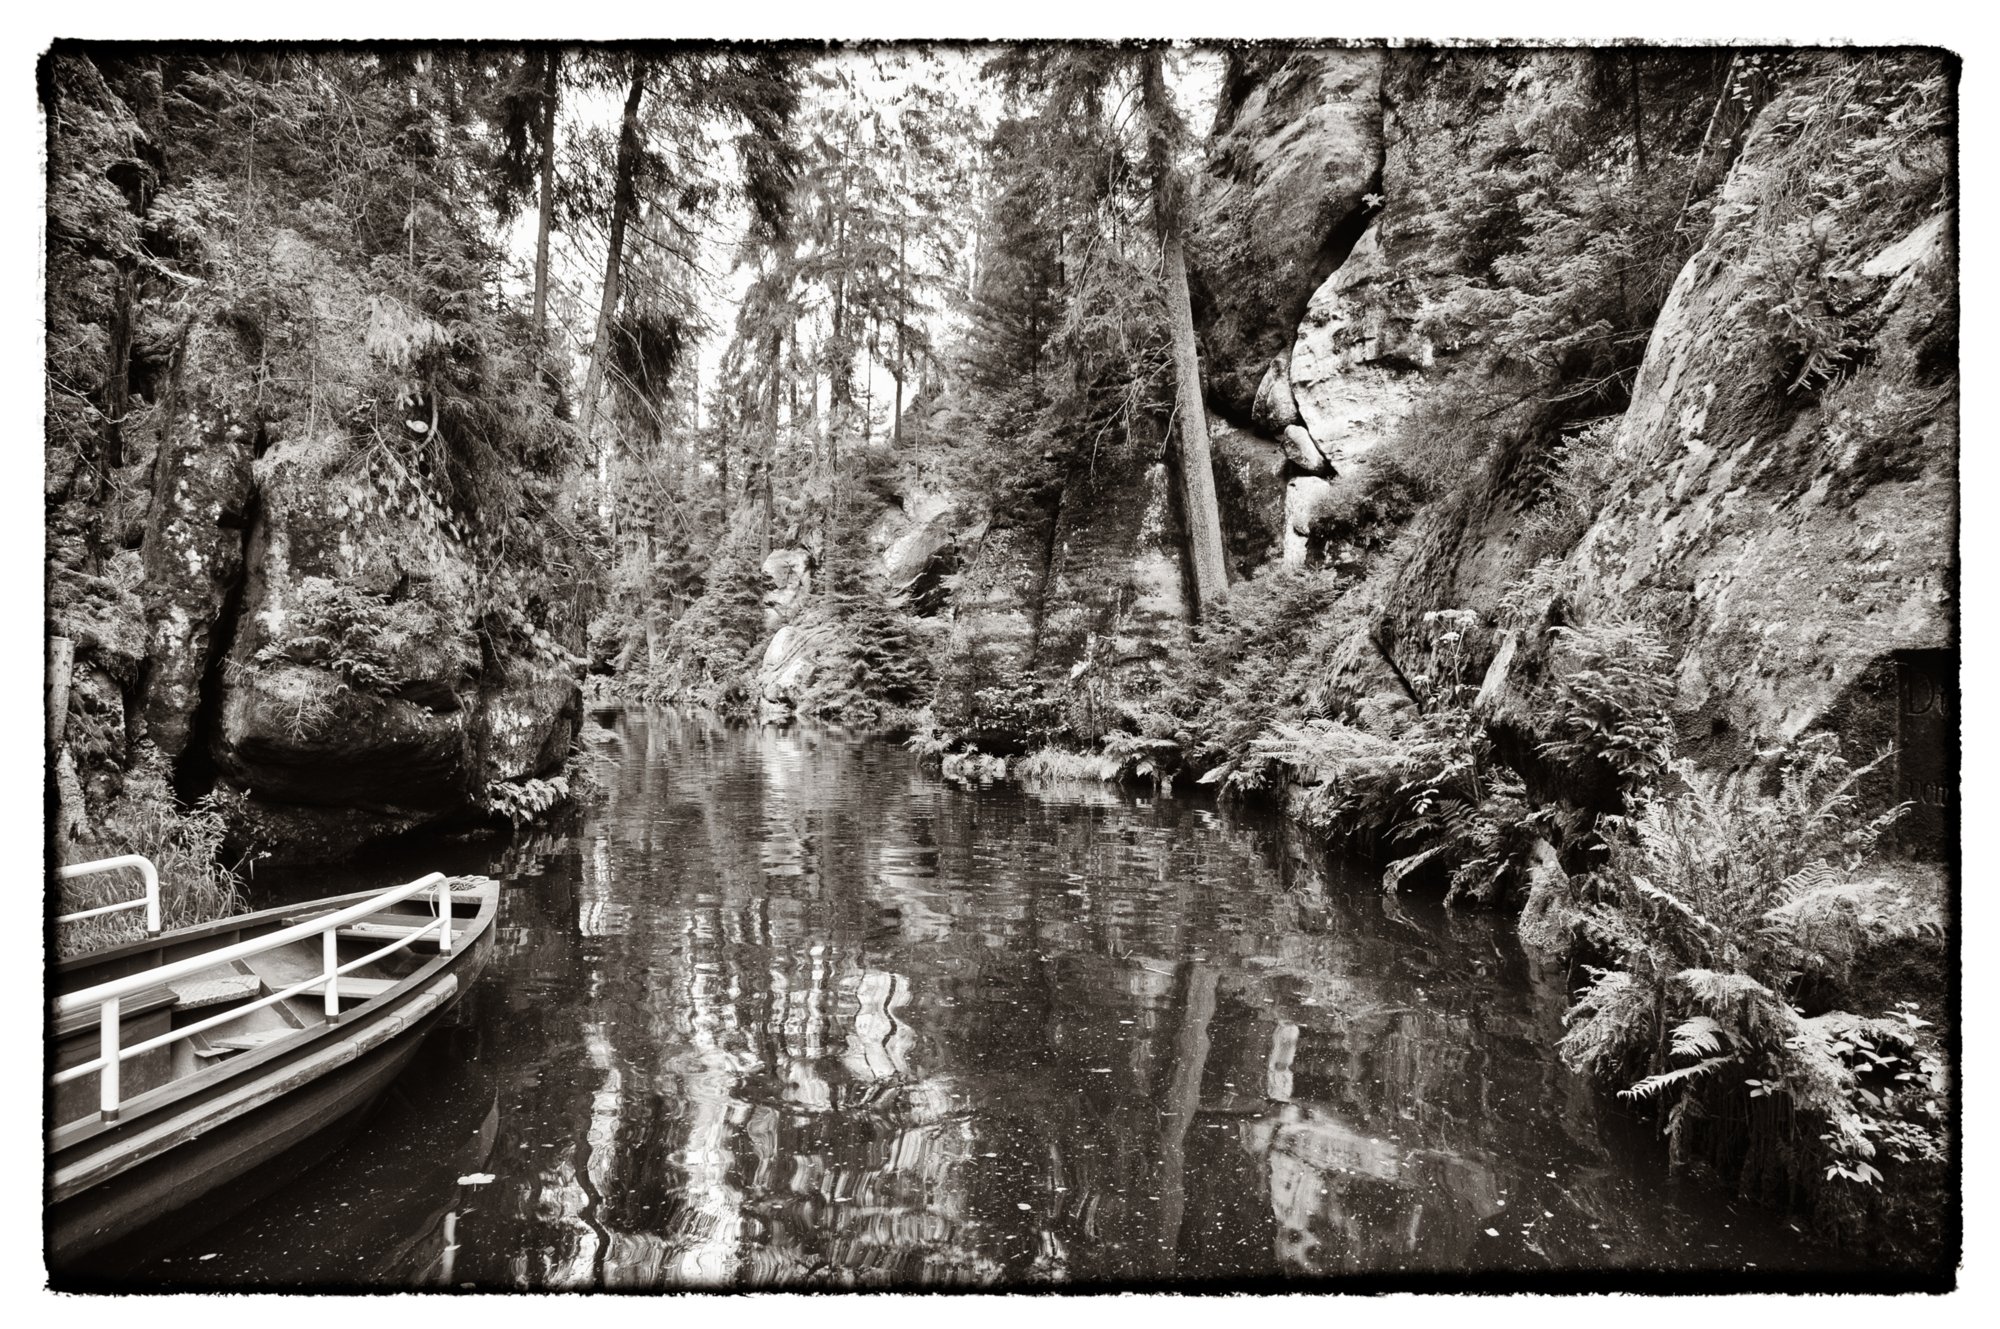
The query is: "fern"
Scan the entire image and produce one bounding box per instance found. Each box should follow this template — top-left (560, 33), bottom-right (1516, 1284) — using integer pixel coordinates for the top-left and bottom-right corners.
top-left (1557, 733), bottom-right (1945, 1188)
top-left (1622, 1054), bottom-right (1736, 1102)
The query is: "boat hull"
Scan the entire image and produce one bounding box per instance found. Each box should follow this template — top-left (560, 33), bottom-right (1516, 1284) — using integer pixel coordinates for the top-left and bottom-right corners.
top-left (47, 884), bottom-right (496, 1270)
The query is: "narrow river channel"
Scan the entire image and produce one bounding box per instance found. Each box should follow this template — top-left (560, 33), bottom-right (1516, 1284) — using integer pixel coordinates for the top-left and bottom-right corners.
top-left (128, 707), bottom-right (1829, 1289)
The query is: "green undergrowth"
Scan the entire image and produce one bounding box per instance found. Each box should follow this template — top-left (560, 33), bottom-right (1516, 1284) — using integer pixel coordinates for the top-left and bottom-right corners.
top-left (1535, 735), bottom-right (1950, 1262)
top-left (56, 768), bottom-right (248, 958)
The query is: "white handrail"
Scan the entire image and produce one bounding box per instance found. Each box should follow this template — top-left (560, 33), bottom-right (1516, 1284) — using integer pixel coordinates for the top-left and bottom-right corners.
top-left (56, 855), bottom-right (161, 935)
top-left (53, 872), bottom-right (457, 1122)
top-left (51, 913), bottom-right (448, 1086)
top-left (55, 873), bottom-right (447, 1017)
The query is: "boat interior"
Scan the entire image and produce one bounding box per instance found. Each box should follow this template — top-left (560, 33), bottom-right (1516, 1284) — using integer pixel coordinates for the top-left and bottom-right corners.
top-left (52, 891), bottom-right (476, 1135)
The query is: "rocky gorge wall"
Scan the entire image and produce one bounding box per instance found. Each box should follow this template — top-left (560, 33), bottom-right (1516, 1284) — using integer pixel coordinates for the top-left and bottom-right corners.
top-left (906, 46), bottom-right (1954, 847)
top-left (739, 49), bottom-right (1955, 851)
top-left (46, 55), bottom-right (586, 868)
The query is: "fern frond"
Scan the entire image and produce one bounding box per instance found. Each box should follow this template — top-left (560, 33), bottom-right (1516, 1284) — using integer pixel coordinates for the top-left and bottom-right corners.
top-left (1669, 1015), bottom-right (1729, 1059)
top-left (1630, 873), bottom-right (1721, 937)
top-left (1620, 1053), bottom-right (1737, 1102)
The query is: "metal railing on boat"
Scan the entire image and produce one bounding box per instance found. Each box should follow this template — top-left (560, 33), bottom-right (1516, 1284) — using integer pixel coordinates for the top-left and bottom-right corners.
top-left (55, 855), bottom-right (161, 935)
top-left (51, 868), bottom-right (456, 1124)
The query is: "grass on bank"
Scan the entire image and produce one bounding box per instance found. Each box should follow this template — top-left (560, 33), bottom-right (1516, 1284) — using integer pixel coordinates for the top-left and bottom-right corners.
top-left (55, 773), bottom-right (247, 959)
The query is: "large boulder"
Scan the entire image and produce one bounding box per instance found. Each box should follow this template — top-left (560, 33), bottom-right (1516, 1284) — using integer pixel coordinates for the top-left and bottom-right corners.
top-left (879, 494), bottom-right (960, 610)
top-left (1288, 223), bottom-right (1424, 471)
top-left (1251, 354), bottom-right (1306, 435)
top-left (212, 431), bottom-right (580, 856)
top-left (1208, 414), bottom-right (1289, 576)
top-left (1194, 49), bottom-right (1386, 421)
top-left (758, 622), bottom-right (830, 707)
top-left (1283, 475), bottom-right (1339, 567)
top-left (762, 547), bottom-right (811, 628)
top-left (1279, 425), bottom-right (1330, 475)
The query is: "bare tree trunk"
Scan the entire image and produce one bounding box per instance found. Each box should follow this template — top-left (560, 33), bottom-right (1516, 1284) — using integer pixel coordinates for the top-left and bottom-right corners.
top-left (1141, 54), bottom-right (1229, 616)
top-left (532, 50), bottom-right (559, 338)
top-left (1159, 230), bottom-right (1228, 613)
top-left (48, 636), bottom-right (74, 749)
top-left (578, 67), bottom-right (646, 459)
top-left (893, 208), bottom-right (906, 447)
top-left (764, 329), bottom-right (780, 555)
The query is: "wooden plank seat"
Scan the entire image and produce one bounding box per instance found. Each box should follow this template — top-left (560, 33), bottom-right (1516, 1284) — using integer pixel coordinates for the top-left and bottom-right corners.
top-left (168, 974), bottom-right (262, 1010)
top-left (207, 1028), bottom-right (290, 1053)
top-left (318, 977), bottom-right (398, 1001)
top-left (335, 919), bottom-right (442, 946)
top-left (280, 914), bottom-right (443, 948)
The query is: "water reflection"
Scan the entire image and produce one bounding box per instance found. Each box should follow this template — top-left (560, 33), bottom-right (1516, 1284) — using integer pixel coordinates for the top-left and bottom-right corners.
top-left (136, 709), bottom-right (1822, 1289)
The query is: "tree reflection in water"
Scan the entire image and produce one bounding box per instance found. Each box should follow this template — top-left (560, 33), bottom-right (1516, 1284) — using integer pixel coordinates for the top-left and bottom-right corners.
top-left (136, 709), bottom-right (1826, 1289)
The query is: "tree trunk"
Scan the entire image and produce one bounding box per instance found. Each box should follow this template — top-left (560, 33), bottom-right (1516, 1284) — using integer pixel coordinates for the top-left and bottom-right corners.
top-left (829, 121), bottom-right (854, 419)
top-left (1159, 224), bottom-right (1228, 614)
top-left (578, 67), bottom-right (646, 458)
top-left (764, 329), bottom-right (780, 555)
top-left (1141, 54), bottom-right (1229, 616)
top-left (532, 51), bottom-right (559, 338)
top-left (862, 317), bottom-right (875, 445)
top-left (786, 322), bottom-right (799, 428)
top-left (1627, 52), bottom-right (1647, 176)
top-left (893, 208), bottom-right (906, 447)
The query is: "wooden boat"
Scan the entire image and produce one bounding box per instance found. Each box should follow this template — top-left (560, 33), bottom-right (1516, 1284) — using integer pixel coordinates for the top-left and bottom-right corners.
top-left (48, 867), bottom-right (499, 1267)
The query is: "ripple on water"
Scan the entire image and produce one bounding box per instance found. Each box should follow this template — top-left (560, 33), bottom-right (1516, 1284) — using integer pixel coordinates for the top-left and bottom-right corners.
top-left (121, 709), bottom-right (1834, 1290)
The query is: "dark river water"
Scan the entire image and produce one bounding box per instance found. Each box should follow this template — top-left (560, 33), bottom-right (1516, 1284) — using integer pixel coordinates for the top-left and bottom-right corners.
top-left (126, 707), bottom-right (1828, 1290)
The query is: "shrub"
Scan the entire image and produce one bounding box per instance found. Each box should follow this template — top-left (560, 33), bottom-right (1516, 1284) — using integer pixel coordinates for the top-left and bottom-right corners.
top-left (1557, 734), bottom-right (1945, 1206)
top-left (255, 574), bottom-right (472, 694)
top-left (1516, 418), bottom-right (1623, 563)
top-left (647, 524), bottom-right (769, 711)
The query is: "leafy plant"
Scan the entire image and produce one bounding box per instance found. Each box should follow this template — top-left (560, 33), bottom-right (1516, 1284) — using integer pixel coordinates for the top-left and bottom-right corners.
top-left (1533, 616), bottom-right (1676, 794)
top-left (486, 774), bottom-right (571, 827)
top-left (1557, 734), bottom-right (1943, 1190)
top-left (254, 574), bottom-right (471, 694)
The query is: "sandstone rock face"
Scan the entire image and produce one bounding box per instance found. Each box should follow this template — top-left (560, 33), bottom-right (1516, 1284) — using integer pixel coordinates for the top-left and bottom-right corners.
top-left (948, 514), bottom-right (1049, 675)
top-left (1195, 49), bottom-right (1385, 420)
top-left (946, 424), bottom-right (1196, 743)
top-left (137, 402), bottom-right (256, 762)
top-left (1039, 443), bottom-right (1189, 674)
top-left (212, 433), bottom-right (581, 858)
top-left (1568, 189), bottom-right (1956, 754)
top-left (1283, 476), bottom-right (1339, 567)
top-left (1288, 223), bottom-right (1424, 471)
top-left (1208, 415), bottom-right (1289, 576)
